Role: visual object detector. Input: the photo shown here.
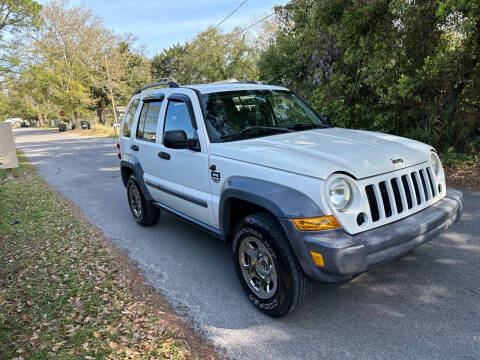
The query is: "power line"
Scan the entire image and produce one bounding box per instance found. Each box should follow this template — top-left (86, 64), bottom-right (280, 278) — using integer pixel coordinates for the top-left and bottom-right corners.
top-left (215, 0), bottom-right (248, 28)
top-left (230, 12), bottom-right (275, 38)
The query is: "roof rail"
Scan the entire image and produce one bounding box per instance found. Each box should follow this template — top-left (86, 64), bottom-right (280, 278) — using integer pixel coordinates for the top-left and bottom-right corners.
top-left (134, 81), bottom-right (180, 95)
top-left (210, 79), bottom-right (258, 85)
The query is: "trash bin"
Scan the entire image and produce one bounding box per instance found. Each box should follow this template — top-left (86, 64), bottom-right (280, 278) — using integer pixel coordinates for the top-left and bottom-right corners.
top-left (58, 123), bottom-right (67, 132)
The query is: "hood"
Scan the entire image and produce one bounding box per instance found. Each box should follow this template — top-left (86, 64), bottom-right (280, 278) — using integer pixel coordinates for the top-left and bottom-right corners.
top-left (209, 128), bottom-right (433, 180)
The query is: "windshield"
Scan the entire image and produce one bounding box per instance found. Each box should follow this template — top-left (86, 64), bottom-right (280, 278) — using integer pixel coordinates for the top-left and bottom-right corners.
top-left (200, 90), bottom-right (328, 142)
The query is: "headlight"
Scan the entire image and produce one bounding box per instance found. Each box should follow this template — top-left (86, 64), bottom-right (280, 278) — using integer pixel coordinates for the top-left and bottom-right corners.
top-left (431, 152), bottom-right (441, 175)
top-left (328, 178), bottom-right (352, 212)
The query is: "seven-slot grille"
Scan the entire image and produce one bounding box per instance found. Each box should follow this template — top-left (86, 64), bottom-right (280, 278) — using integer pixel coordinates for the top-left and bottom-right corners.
top-left (364, 167), bottom-right (439, 222)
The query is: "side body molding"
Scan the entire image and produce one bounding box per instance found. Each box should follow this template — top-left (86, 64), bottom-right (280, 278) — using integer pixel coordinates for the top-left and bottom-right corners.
top-left (219, 176), bottom-right (325, 238)
top-left (120, 155), bottom-right (153, 202)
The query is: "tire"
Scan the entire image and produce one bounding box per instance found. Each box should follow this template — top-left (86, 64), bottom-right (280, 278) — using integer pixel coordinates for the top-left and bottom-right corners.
top-left (232, 212), bottom-right (312, 317)
top-left (127, 175), bottom-right (160, 226)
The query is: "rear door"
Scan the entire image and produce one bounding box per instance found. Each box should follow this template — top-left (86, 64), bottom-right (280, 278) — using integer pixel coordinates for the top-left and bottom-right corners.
top-left (119, 97), bottom-right (141, 154)
top-left (131, 94), bottom-right (165, 198)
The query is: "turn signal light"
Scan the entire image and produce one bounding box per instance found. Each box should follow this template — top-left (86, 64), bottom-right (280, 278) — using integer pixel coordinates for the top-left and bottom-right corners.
top-left (292, 216), bottom-right (341, 231)
top-left (310, 251), bottom-right (325, 267)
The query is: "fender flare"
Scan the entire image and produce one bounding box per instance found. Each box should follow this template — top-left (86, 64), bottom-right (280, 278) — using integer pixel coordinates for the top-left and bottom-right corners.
top-left (120, 156), bottom-right (153, 202)
top-left (219, 176), bottom-right (324, 237)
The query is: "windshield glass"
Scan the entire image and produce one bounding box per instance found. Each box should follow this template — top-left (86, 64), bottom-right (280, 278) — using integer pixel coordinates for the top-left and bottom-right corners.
top-left (200, 90), bottom-right (328, 142)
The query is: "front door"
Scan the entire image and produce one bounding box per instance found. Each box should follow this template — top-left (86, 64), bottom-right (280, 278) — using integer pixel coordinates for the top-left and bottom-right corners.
top-left (143, 94), bottom-right (216, 228)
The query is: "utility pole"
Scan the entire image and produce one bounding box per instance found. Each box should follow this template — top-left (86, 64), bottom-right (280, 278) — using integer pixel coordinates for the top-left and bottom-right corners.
top-left (104, 54), bottom-right (118, 124)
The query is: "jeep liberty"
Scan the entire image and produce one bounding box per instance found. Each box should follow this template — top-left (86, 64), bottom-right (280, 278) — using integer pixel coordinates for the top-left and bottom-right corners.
top-left (118, 81), bottom-right (463, 317)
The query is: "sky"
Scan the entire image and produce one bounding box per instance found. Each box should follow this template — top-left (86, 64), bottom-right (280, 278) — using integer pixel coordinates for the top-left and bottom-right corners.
top-left (38, 0), bottom-right (289, 56)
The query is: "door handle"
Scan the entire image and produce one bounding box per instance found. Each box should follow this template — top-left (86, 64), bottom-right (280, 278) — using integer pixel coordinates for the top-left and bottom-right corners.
top-left (130, 144), bottom-right (139, 151)
top-left (158, 151), bottom-right (171, 160)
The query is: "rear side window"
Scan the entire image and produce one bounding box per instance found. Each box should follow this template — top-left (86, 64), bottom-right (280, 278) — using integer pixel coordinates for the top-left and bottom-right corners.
top-left (122, 99), bottom-right (140, 137)
top-left (136, 100), bottom-right (162, 142)
top-left (163, 100), bottom-right (195, 139)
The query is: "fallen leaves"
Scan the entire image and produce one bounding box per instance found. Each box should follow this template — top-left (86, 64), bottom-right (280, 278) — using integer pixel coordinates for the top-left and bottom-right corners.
top-left (444, 164), bottom-right (480, 191)
top-left (0, 151), bottom-right (194, 360)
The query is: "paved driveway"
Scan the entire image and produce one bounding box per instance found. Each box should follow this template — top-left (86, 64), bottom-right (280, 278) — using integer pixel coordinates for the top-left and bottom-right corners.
top-left (14, 128), bottom-right (480, 360)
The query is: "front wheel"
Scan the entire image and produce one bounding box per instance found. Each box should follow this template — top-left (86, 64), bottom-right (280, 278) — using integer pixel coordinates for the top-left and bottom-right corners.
top-left (232, 212), bottom-right (312, 317)
top-left (127, 175), bottom-right (160, 226)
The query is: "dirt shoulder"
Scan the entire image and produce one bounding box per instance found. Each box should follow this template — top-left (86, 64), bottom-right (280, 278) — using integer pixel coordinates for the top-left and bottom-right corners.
top-left (444, 165), bottom-right (480, 191)
top-left (0, 152), bottom-right (220, 360)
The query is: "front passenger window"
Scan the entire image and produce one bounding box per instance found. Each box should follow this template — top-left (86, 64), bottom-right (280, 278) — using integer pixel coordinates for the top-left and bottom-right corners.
top-left (163, 100), bottom-right (195, 139)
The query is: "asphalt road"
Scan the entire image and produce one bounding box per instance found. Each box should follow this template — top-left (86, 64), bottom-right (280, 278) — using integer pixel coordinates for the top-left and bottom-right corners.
top-left (13, 128), bottom-right (480, 360)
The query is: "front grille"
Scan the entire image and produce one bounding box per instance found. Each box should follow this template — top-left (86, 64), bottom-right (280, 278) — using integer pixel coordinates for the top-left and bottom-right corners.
top-left (365, 166), bottom-right (438, 223)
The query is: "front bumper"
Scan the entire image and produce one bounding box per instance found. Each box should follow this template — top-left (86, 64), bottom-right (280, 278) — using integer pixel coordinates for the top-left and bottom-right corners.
top-left (279, 189), bottom-right (463, 283)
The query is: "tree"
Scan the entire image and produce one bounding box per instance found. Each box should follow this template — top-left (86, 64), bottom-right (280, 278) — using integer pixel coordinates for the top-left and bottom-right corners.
top-left (0, 0), bottom-right (41, 33)
top-left (89, 39), bottom-right (151, 124)
top-left (0, 0), bottom-right (41, 76)
top-left (259, 0), bottom-right (480, 156)
top-left (152, 43), bottom-right (191, 84)
top-left (10, 65), bottom-right (57, 125)
top-left (1, 1), bottom-right (149, 124)
top-left (19, 0), bottom-right (146, 127)
top-left (152, 27), bottom-right (258, 84)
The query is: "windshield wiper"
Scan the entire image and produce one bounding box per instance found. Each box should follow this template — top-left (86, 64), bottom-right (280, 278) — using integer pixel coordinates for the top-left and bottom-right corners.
top-left (220, 126), bottom-right (292, 141)
top-left (286, 122), bottom-right (329, 130)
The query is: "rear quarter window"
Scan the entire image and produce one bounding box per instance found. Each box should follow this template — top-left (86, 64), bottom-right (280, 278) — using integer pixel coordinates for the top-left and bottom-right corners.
top-left (122, 99), bottom-right (140, 137)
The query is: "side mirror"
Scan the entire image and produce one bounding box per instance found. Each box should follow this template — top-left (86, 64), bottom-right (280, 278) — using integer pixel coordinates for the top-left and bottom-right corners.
top-left (164, 130), bottom-right (200, 151)
top-left (164, 130), bottom-right (189, 149)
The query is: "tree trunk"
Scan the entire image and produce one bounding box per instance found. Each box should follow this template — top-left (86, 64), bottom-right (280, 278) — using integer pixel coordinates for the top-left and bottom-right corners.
top-left (42, 113), bottom-right (48, 126)
top-left (37, 114), bottom-right (44, 127)
top-left (73, 111), bottom-right (81, 129)
top-left (97, 108), bottom-right (105, 124)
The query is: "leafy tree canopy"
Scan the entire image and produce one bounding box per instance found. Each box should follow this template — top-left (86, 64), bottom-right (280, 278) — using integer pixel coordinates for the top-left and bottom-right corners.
top-left (0, 0), bottom-right (41, 76)
top-left (259, 0), bottom-right (480, 156)
top-left (0, 0), bottom-right (42, 35)
top-left (152, 27), bottom-right (258, 84)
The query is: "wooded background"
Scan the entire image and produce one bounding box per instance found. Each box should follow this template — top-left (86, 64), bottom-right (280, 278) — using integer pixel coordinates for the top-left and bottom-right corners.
top-left (1, 0), bottom-right (478, 162)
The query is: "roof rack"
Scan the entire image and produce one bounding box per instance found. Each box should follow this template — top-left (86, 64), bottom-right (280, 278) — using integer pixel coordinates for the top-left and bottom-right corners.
top-left (134, 81), bottom-right (180, 95)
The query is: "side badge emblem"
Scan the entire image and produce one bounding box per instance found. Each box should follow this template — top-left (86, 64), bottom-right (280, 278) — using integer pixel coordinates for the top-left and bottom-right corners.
top-left (211, 171), bottom-right (221, 183)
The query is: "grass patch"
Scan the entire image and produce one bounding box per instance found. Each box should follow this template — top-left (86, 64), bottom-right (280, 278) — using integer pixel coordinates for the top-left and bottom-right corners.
top-left (0, 151), bottom-right (191, 359)
top-left (71, 124), bottom-right (119, 138)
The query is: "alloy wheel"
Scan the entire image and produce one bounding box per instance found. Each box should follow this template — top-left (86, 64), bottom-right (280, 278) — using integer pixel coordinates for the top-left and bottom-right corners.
top-left (128, 184), bottom-right (142, 218)
top-left (238, 236), bottom-right (278, 299)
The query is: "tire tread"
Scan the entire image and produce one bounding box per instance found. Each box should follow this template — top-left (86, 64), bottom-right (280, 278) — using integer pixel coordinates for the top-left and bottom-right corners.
top-left (127, 175), bottom-right (160, 227)
top-left (233, 212), bottom-right (312, 316)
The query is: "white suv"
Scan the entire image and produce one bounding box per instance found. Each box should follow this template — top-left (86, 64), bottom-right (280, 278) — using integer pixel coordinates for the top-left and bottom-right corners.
top-left (119, 81), bottom-right (462, 317)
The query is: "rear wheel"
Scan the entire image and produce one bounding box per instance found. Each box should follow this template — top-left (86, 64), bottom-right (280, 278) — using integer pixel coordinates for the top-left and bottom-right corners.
top-left (232, 212), bottom-right (312, 317)
top-left (127, 175), bottom-right (159, 226)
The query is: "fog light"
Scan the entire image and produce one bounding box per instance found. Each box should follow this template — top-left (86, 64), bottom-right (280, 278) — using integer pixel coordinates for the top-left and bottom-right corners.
top-left (292, 216), bottom-right (341, 231)
top-left (310, 251), bottom-right (325, 267)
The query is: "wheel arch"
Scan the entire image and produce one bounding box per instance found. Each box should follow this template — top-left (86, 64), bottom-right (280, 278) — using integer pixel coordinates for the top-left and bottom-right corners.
top-left (120, 157), bottom-right (153, 202)
top-left (219, 177), bottom-right (324, 240)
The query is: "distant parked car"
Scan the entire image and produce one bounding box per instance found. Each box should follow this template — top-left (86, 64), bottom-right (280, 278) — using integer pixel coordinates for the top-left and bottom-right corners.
top-left (3, 118), bottom-right (23, 128)
top-left (20, 121), bottom-right (31, 128)
top-left (80, 120), bottom-right (91, 130)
